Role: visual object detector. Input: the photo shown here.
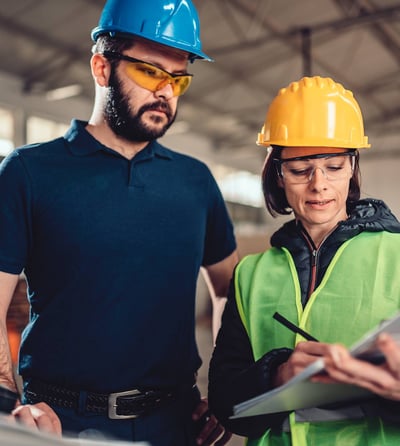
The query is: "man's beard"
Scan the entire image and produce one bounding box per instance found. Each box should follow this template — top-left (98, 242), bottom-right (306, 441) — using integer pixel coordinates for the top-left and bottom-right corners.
top-left (104, 69), bottom-right (177, 142)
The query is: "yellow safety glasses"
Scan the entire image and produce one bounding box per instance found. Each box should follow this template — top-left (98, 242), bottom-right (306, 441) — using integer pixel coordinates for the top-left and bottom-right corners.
top-left (103, 51), bottom-right (193, 97)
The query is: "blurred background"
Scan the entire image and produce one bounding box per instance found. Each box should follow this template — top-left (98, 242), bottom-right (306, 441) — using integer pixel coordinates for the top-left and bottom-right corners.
top-left (2, 1), bottom-right (400, 444)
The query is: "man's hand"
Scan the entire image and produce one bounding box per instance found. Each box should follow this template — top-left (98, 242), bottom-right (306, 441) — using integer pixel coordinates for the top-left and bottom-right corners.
top-left (12, 402), bottom-right (62, 436)
top-left (192, 398), bottom-right (231, 446)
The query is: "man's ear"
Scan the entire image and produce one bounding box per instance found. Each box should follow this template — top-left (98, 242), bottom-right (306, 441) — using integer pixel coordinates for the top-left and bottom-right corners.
top-left (90, 53), bottom-right (111, 87)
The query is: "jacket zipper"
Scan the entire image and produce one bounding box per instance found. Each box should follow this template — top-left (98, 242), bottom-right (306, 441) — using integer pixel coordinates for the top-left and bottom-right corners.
top-left (309, 248), bottom-right (318, 301)
top-left (301, 232), bottom-right (317, 302)
top-left (301, 229), bottom-right (335, 303)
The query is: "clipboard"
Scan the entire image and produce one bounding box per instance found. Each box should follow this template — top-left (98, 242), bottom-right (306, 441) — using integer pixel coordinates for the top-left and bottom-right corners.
top-left (231, 311), bottom-right (400, 418)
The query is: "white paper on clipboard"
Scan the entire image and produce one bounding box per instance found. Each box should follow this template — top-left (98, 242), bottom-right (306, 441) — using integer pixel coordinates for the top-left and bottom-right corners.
top-left (231, 311), bottom-right (400, 419)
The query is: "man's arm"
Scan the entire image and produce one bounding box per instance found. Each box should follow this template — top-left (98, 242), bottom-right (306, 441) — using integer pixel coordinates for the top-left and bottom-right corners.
top-left (0, 271), bottom-right (20, 392)
top-left (0, 271), bottom-right (62, 435)
top-left (204, 250), bottom-right (239, 343)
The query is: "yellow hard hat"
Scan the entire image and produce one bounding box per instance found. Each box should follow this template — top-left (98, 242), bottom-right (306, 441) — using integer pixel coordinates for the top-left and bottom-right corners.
top-left (257, 76), bottom-right (370, 149)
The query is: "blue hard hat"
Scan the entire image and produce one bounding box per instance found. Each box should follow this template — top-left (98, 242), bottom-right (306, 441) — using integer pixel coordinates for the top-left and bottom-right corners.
top-left (91, 0), bottom-right (212, 62)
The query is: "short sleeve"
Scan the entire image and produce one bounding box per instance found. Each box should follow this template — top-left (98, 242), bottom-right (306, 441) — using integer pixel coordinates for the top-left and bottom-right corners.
top-left (0, 152), bottom-right (32, 273)
top-left (202, 173), bottom-right (236, 266)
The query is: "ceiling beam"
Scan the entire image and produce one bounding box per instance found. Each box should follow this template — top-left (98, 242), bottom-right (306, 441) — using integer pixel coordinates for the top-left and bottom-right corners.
top-left (333, 0), bottom-right (400, 65)
top-left (209, 3), bottom-right (400, 56)
top-left (0, 14), bottom-right (89, 61)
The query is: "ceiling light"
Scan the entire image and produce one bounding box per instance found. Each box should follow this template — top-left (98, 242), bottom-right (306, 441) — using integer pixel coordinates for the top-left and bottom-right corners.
top-left (45, 84), bottom-right (82, 101)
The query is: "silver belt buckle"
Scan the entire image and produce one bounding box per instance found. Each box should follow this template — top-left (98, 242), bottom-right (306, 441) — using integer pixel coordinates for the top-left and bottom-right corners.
top-left (108, 389), bottom-right (141, 419)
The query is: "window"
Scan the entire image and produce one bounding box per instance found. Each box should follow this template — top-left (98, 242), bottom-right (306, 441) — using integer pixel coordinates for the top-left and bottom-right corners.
top-left (217, 169), bottom-right (264, 208)
top-left (0, 108), bottom-right (14, 157)
top-left (27, 116), bottom-right (69, 145)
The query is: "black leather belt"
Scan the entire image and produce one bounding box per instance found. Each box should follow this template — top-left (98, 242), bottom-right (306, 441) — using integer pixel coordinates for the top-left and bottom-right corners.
top-left (0, 385), bottom-right (19, 414)
top-left (24, 380), bottom-right (176, 419)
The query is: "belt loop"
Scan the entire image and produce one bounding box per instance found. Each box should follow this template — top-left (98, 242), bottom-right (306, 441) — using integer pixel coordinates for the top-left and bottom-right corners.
top-left (78, 390), bottom-right (88, 415)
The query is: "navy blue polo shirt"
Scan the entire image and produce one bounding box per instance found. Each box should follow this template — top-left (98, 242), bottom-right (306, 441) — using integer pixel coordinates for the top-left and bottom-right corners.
top-left (0, 120), bottom-right (236, 392)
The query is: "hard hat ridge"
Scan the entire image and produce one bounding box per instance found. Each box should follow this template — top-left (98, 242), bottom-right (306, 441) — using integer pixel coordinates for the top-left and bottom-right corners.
top-left (257, 76), bottom-right (370, 150)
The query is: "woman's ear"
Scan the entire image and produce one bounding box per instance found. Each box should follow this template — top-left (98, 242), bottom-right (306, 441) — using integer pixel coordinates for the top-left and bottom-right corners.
top-left (277, 176), bottom-right (284, 188)
top-left (90, 53), bottom-right (111, 87)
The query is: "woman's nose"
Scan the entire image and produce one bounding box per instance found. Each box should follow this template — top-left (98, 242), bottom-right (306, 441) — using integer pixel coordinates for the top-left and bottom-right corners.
top-left (308, 166), bottom-right (327, 182)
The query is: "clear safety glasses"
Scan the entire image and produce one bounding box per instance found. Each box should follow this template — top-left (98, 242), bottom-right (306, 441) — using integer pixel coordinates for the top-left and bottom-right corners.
top-left (274, 152), bottom-right (355, 184)
top-left (103, 51), bottom-right (193, 97)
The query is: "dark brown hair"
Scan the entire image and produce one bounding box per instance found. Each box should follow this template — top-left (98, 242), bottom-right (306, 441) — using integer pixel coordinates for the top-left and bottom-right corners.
top-left (261, 146), bottom-right (361, 217)
top-left (92, 35), bottom-right (135, 55)
top-left (91, 35), bottom-right (136, 70)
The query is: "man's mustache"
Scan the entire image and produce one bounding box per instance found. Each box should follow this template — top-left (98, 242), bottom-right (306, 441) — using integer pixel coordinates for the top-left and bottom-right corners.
top-left (139, 101), bottom-right (173, 120)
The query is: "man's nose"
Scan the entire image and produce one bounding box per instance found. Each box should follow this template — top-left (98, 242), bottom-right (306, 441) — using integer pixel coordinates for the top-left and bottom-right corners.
top-left (154, 80), bottom-right (175, 99)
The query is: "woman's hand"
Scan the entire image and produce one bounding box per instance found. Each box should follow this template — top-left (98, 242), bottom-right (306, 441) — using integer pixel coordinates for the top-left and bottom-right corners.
top-left (313, 333), bottom-right (400, 400)
top-left (273, 341), bottom-right (332, 387)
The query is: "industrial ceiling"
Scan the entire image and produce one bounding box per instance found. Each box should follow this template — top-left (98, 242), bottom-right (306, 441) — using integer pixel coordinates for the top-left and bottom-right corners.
top-left (1, 0), bottom-right (400, 174)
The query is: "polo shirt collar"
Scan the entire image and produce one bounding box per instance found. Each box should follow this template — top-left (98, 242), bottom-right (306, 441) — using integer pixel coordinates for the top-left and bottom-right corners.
top-left (65, 119), bottom-right (173, 161)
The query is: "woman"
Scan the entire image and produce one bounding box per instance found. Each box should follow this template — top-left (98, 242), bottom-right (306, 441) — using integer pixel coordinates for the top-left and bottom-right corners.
top-left (208, 76), bottom-right (400, 445)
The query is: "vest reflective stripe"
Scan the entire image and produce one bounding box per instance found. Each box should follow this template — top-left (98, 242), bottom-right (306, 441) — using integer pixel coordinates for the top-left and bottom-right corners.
top-left (282, 405), bottom-right (365, 429)
top-left (235, 231), bottom-right (400, 446)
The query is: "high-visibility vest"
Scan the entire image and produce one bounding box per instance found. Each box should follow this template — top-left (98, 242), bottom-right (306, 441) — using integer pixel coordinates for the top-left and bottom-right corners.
top-left (235, 231), bottom-right (400, 446)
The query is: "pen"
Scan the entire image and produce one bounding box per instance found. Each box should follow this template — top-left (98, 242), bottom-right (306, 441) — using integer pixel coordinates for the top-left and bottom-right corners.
top-left (273, 312), bottom-right (319, 342)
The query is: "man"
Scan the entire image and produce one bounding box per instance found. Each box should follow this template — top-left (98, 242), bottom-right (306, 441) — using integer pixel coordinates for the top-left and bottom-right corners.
top-left (0, 1), bottom-right (238, 445)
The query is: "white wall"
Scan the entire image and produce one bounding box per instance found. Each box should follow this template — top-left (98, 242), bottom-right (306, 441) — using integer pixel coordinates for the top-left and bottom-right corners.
top-left (361, 154), bottom-right (400, 217)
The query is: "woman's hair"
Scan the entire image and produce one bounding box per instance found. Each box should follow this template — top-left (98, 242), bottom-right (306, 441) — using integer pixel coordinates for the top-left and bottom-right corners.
top-left (261, 146), bottom-right (361, 217)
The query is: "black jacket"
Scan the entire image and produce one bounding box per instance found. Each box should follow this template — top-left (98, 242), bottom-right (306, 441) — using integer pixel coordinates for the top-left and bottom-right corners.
top-left (208, 199), bottom-right (400, 438)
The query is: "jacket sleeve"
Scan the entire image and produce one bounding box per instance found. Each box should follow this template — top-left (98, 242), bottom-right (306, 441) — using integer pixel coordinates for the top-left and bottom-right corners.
top-left (360, 398), bottom-right (400, 423)
top-left (208, 279), bottom-right (292, 438)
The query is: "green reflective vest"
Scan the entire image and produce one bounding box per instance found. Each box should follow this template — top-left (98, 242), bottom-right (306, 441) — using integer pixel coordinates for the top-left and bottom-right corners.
top-left (234, 231), bottom-right (400, 446)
